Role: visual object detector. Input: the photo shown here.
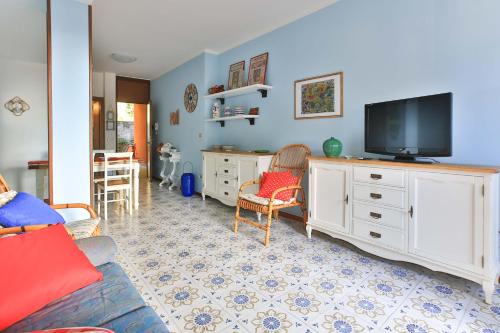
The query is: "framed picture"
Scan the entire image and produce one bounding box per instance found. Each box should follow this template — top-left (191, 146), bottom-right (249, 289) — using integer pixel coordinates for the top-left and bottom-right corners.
top-left (106, 110), bottom-right (114, 121)
top-left (294, 71), bottom-right (343, 120)
top-left (247, 52), bottom-right (268, 85)
top-left (227, 60), bottom-right (245, 90)
top-left (106, 120), bottom-right (115, 130)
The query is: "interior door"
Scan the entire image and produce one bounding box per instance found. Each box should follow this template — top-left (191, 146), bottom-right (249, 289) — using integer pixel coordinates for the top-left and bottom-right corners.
top-left (309, 163), bottom-right (350, 233)
top-left (408, 171), bottom-right (484, 271)
top-left (92, 97), bottom-right (105, 149)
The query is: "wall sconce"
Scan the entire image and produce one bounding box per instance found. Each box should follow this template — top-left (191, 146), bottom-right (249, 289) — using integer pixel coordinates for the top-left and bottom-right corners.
top-left (4, 96), bottom-right (30, 116)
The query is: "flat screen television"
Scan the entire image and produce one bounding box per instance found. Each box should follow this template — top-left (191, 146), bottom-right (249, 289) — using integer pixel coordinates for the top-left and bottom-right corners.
top-left (365, 92), bottom-right (452, 161)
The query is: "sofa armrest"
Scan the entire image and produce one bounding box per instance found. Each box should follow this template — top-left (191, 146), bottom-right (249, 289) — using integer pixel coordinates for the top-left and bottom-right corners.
top-left (75, 236), bottom-right (117, 266)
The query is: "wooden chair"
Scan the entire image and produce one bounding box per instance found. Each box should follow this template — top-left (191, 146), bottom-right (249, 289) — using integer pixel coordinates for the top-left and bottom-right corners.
top-left (234, 144), bottom-right (311, 246)
top-left (96, 152), bottom-right (133, 220)
top-left (0, 174), bottom-right (100, 238)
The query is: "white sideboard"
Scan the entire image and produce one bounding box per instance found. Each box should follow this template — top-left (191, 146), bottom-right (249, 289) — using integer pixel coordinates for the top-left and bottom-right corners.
top-left (202, 151), bottom-right (273, 206)
top-left (307, 157), bottom-right (499, 303)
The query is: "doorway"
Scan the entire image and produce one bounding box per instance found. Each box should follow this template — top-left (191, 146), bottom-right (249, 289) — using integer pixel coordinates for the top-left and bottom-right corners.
top-left (92, 97), bottom-right (105, 149)
top-left (117, 102), bottom-right (150, 178)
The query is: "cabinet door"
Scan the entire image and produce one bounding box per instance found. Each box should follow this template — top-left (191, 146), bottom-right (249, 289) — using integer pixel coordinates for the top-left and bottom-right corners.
top-left (203, 154), bottom-right (217, 195)
top-left (408, 171), bottom-right (484, 271)
top-left (309, 163), bottom-right (350, 233)
top-left (238, 158), bottom-right (258, 194)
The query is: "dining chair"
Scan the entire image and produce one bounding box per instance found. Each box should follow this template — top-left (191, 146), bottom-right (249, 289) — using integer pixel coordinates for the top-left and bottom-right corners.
top-left (96, 152), bottom-right (133, 220)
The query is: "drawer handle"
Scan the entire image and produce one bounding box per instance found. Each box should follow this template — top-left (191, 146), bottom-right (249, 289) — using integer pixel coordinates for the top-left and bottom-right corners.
top-left (370, 173), bottom-right (382, 180)
top-left (224, 180), bottom-right (229, 184)
top-left (369, 231), bottom-right (382, 239)
top-left (224, 170), bottom-right (229, 173)
top-left (370, 193), bottom-right (382, 199)
top-left (224, 158), bottom-right (229, 162)
top-left (370, 212), bottom-right (382, 219)
top-left (224, 192), bottom-right (229, 196)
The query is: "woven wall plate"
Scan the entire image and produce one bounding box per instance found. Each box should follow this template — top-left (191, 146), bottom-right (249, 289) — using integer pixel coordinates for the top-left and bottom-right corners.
top-left (184, 83), bottom-right (198, 113)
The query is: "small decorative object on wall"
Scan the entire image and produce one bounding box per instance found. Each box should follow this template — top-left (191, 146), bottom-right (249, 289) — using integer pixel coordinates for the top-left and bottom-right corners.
top-left (4, 96), bottom-right (30, 116)
top-left (322, 136), bottom-right (343, 157)
top-left (294, 71), bottom-right (343, 119)
top-left (106, 110), bottom-right (114, 121)
top-left (228, 60), bottom-right (245, 90)
top-left (106, 121), bottom-right (115, 131)
top-left (249, 107), bottom-right (259, 115)
top-left (211, 102), bottom-right (220, 119)
top-left (184, 83), bottom-right (198, 113)
top-left (170, 109), bottom-right (180, 125)
top-left (247, 52), bottom-right (268, 85)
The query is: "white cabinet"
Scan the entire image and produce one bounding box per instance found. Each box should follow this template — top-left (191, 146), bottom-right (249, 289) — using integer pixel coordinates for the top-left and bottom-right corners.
top-left (307, 157), bottom-right (499, 304)
top-left (408, 171), bottom-right (484, 271)
top-left (308, 163), bottom-right (350, 234)
top-left (202, 151), bottom-right (272, 206)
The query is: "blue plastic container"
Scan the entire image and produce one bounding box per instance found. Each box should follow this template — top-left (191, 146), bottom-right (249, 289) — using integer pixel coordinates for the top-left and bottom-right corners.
top-left (181, 162), bottom-right (195, 197)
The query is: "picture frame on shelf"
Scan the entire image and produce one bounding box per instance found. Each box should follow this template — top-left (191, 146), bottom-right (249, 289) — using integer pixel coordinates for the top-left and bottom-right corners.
top-left (294, 71), bottom-right (343, 120)
top-left (247, 52), bottom-right (268, 85)
top-left (227, 60), bottom-right (245, 90)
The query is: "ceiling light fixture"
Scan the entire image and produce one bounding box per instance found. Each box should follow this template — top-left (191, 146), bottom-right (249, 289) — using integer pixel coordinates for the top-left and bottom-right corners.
top-left (110, 53), bottom-right (138, 63)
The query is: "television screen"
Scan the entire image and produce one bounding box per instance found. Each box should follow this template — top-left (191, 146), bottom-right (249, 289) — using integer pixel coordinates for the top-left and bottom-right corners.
top-left (365, 93), bottom-right (452, 158)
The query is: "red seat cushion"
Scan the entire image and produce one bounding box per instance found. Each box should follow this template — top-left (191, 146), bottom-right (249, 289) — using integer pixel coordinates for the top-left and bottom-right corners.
top-left (0, 224), bottom-right (103, 331)
top-left (257, 171), bottom-right (299, 201)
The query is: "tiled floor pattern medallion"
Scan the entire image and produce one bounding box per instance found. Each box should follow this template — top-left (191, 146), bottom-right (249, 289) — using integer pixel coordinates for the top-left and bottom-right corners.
top-left (102, 182), bottom-right (500, 333)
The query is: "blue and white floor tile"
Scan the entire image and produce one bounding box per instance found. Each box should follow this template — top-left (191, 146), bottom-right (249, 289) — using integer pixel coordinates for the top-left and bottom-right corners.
top-left (103, 182), bottom-right (500, 333)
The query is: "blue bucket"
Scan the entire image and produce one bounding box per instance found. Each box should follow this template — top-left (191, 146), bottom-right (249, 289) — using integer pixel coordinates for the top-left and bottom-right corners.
top-left (181, 162), bottom-right (195, 197)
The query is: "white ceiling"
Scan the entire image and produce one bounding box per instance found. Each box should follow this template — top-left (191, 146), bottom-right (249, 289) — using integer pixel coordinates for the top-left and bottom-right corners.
top-left (92, 0), bottom-right (338, 79)
top-left (0, 0), bottom-right (46, 64)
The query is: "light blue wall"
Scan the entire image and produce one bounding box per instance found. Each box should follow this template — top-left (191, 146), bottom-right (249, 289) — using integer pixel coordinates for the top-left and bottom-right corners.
top-left (51, 0), bottom-right (90, 214)
top-left (152, 0), bottom-right (500, 190)
top-left (151, 53), bottom-right (220, 192)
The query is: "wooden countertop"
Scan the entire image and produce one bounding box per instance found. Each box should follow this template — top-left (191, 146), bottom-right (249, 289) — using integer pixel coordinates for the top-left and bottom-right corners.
top-left (308, 156), bottom-right (500, 174)
top-left (202, 150), bottom-right (274, 156)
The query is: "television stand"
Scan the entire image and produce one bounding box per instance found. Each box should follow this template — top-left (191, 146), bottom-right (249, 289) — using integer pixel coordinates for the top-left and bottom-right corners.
top-left (379, 156), bottom-right (433, 164)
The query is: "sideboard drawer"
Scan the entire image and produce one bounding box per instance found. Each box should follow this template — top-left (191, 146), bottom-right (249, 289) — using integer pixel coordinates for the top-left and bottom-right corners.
top-left (352, 220), bottom-right (404, 251)
top-left (217, 185), bottom-right (237, 201)
top-left (353, 184), bottom-right (406, 209)
top-left (216, 155), bottom-right (237, 167)
top-left (217, 165), bottom-right (237, 178)
top-left (352, 202), bottom-right (405, 230)
top-left (353, 166), bottom-right (405, 188)
top-left (218, 177), bottom-right (237, 188)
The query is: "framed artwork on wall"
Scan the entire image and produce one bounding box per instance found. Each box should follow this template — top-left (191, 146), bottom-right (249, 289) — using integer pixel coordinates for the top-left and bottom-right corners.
top-left (228, 60), bottom-right (245, 90)
top-left (247, 52), bottom-right (268, 85)
top-left (106, 110), bottom-right (114, 121)
top-left (106, 120), bottom-right (115, 130)
top-left (294, 71), bottom-right (343, 120)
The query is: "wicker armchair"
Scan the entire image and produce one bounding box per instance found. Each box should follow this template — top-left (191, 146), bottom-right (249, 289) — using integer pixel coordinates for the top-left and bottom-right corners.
top-left (0, 174), bottom-right (100, 238)
top-left (234, 144), bottom-right (311, 246)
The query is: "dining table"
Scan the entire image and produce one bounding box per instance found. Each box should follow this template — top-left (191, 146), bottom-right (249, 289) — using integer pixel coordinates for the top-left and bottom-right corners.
top-left (93, 158), bottom-right (141, 210)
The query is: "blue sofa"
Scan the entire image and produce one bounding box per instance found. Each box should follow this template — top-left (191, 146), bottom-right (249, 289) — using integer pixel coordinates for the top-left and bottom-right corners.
top-left (4, 237), bottom-right (169, 333)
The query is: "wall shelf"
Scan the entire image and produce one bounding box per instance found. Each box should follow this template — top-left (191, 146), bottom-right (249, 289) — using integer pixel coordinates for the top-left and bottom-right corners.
top-left (205, 115), bottom-right (259, 127)
top-left (204, 84), bottom-right (272, 104)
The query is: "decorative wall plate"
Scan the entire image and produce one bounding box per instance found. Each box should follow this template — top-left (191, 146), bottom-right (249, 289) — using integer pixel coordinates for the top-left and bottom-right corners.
top-left (184, 83), bottom-right (198, 113)
top-left (4, 96), bottom-right (30, 116)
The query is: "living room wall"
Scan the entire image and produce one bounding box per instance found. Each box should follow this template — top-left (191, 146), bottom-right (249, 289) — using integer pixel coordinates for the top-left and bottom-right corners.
top-left (152, 0), bottom-right (500, 189)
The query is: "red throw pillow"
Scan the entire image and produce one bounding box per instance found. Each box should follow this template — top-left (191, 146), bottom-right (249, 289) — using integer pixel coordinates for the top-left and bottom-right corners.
top-left (257, 171), bottom-right (299, 201)
top-left (0, 224), bottom-right (103, 331)
top-left (30, 328), bottom-right (115, 333)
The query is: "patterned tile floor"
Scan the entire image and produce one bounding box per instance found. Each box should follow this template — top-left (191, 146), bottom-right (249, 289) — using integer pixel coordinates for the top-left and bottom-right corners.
top-left (102, 181), bottom-right (500, 333)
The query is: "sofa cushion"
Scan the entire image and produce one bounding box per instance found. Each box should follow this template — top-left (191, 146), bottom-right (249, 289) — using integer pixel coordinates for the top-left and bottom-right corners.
top-left (0, 192), bottom-right (65, 227)
top-left (75, 236), bottom-right (117, 267)
top-left (0, 225), bottom-right (103, 331)
top-left (66, 218), bottom-right (100, 240)
top-left (29, 328), bottom-right (115, 333)
top-left (101, 306), bottom-right (169, 333)
top-left (4, 262), bottom-right (146, 333)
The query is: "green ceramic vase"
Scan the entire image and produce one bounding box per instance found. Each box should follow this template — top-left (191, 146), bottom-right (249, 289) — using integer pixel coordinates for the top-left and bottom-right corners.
top-left (323, 137), bottom-right (343, 157)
